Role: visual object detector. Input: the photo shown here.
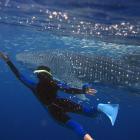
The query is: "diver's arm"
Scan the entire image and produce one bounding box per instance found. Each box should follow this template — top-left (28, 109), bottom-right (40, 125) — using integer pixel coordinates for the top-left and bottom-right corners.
top-left (55, 80), bottom-right (83, 94)
top-left (0, 52), bottom-right (37, 90)
top-left (60, 86), bottom-right (96, 95)
top-left (57, 81), bottom-right (97, 95)
top-left (60, 86), bottom-right (84, 94)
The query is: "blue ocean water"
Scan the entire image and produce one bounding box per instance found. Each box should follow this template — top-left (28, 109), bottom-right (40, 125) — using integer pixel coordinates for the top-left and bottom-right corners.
top-left (0, 0), bottom-right (140, 140)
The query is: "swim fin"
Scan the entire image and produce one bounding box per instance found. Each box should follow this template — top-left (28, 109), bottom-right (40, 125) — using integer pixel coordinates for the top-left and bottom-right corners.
top-left (97, 104), bottom-right (119, 126)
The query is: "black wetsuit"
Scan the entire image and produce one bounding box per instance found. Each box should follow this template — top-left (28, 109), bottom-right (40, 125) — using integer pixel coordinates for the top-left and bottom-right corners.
top-left (5, 59), bottom-right (98, 138)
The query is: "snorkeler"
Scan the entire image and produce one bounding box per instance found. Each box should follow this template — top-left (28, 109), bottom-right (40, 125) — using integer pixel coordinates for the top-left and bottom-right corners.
top-left (0, 52), bottom-right (119, 140)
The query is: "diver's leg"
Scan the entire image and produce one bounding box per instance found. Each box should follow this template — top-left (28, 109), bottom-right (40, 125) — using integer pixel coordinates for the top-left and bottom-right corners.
top-left (81, 105), bottom-right (100, 118)
top-left (66, 119), bottom-right (94, 140)
top-left (54, 98), bottom-right (119, 126)
top-left (48, 103), bottom-right (94, 140)
top-left (54, 98), bottom-right (99, 118)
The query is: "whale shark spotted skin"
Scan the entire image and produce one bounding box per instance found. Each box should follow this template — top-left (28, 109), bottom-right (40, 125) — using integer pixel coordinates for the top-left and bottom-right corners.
top-left (16, 50), bottom-right (140, 91)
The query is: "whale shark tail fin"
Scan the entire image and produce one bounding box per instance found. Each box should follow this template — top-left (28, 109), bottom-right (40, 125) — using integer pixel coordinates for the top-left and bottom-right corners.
top-left (97, 104), bottom-right (119, 126)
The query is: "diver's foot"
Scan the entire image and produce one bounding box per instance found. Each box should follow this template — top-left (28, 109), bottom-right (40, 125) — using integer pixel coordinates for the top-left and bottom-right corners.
top-left (84, 134), bottom-right (94, 140)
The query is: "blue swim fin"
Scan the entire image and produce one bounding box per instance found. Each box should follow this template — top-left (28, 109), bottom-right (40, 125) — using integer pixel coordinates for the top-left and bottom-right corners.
top-left (97, 104), bottom-right (119, 126)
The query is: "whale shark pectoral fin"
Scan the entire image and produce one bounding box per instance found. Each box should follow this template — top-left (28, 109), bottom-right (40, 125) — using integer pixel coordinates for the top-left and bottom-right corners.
top-left (65, 75), bottom-right (90, 101)
top-left (128, 82), bottom-right (140, 93)
top-left (121, 54), bottom-right (140, 68)
top-left (76, 94), bottom-right (90, 102)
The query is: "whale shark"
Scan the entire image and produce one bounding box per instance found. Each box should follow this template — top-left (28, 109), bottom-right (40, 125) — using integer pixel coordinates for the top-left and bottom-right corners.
top-left (16, 50), bottom-right (140, 92)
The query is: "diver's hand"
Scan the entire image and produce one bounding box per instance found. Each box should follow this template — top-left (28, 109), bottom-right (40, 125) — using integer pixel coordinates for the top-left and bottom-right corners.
top-left (82, 83), bottom-right (97, 96)
top-left (0, 52), bottom-right (9, 62)
top-left (84, 134), bottom-right (94, 140)
top-left (85, 88), bottom-right (97, 96)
